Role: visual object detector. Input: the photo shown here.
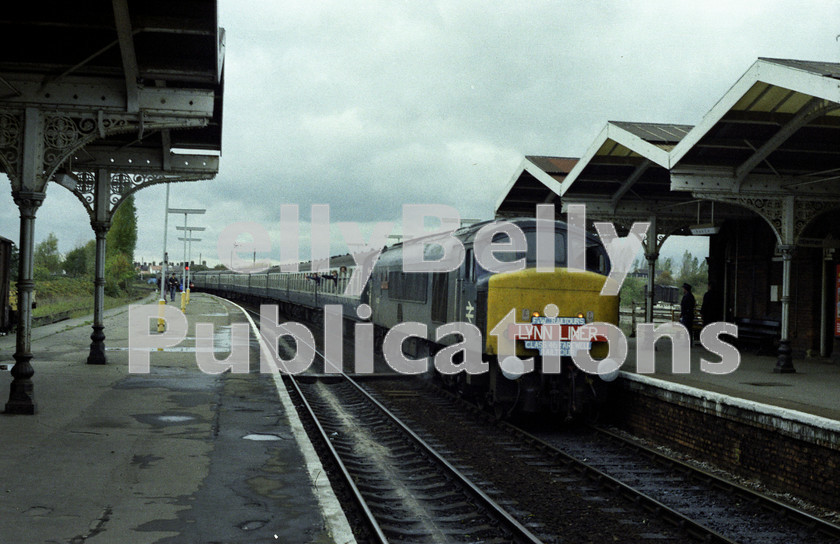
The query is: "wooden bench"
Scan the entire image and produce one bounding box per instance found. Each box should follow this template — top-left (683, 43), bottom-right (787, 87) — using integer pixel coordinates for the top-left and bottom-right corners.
top-left (735, 317), bottom-right (780, 355)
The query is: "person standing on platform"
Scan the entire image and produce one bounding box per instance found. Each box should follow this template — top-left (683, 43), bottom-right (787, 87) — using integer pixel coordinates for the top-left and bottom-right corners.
top-left (680, 282), bottom-right (696, 336)
top-left (168, 274), bottom-right (178, 302)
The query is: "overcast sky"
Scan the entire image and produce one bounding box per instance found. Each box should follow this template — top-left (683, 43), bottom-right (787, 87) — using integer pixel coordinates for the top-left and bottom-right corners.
top-left (3, 0), bottom-right (840, 267)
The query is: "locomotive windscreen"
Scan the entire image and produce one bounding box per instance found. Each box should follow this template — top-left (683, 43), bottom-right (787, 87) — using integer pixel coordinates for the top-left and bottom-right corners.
top-left (475, 229), bottom-right (609, 277)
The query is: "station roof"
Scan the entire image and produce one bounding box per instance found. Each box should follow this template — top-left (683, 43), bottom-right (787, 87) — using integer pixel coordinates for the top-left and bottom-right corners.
top-left (557, 121), bottom-right (692, 204)
top-left (494, 156), bottom-right (578, 217)
top-left (535, 56), bottom-right (840, 228)
top-left (0, 1), bottom-right (224, 171)
top-left (670, 58), bottom-right (840, 193)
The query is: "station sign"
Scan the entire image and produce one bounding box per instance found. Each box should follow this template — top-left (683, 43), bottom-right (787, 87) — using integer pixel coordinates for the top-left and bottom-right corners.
top-left (798, 237), bottom-right (840, 249)
top-left (689, 223), bottom-right (720, 236)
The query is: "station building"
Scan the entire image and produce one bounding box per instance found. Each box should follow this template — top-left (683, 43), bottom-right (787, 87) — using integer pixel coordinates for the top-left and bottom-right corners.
top-left (496, 58), bottom-right (840, 371)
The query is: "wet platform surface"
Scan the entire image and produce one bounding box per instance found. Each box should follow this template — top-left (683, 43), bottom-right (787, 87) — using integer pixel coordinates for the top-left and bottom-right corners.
top-left (0, 294), bottom-right (353, 543)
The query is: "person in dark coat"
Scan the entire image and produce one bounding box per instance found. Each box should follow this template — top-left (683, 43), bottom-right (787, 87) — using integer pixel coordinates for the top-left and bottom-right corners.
top-left (680, 283), bottom-right (696, 334)
top-left (168, 274), bottom-right (179, 301)
top-left (700, 281), bottom-right (722, 325)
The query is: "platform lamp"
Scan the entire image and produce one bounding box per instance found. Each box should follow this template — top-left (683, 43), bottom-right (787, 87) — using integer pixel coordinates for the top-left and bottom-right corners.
top-left (157, 184), bottom-right (172, 332)
top-left (177, 225), bottom-right (205, 305)
top-left (169, 208), bottom-right (205, 312)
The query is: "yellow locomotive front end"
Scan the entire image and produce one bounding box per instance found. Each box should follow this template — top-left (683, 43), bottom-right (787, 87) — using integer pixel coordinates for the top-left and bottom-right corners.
top-left (482, 267), bottom-right (619, 418)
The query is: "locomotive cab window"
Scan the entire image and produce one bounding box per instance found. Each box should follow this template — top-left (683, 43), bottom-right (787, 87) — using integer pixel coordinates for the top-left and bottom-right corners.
top-left (473, 227), bottom-right (609, 277)
top-left (586, 244), bottom-right (609, 275)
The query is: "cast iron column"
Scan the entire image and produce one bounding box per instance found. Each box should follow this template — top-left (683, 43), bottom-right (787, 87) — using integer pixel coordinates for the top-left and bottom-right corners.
top-left (6, 192), bottom-right (43, 414)
top-left (644, 214), bottom-right (658, 323)
top-left (87, 221), bottom-right (109, 365)
top-left (774, 245), bottom-right (796, 373)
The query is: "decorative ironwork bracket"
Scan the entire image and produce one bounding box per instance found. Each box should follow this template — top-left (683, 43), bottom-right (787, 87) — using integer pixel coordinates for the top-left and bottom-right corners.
top-left (0, 107), bottom-right (207, 193)
top-left (691, 191), bottom-right (840, 246)
top-left (56, 170), bottom-right (212, 225)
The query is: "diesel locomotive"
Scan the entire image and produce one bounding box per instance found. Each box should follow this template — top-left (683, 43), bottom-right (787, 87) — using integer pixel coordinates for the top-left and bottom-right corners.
top-left (193, 218), bottom-right (619, 419)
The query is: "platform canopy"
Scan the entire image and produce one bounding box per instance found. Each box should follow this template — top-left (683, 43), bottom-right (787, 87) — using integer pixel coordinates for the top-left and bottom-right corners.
top-left (550, 58), bottom-right (840, 243)
top-left (669, 58), bottom-right (840, 245)
top-left (0, 1), bottom-right (225, 414)
top-left (672, 59), bottom-right (840, 183)
top-left (539, 57), bottom-right (840, 373)
top-left (0, 0), bottom-right (224, 191)
top-left (555, 122), bottom-right (695, 226)
top-left (494, 156), bottom-right (578, 218)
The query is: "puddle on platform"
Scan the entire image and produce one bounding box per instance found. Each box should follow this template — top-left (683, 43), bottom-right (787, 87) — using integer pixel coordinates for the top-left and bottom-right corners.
top-left (159, 415), bottom-right (196, 422)
top-left (243, 433), bottom-right (284, 441)
top-left (133, 413), bottom-right (201, 427)
top-left (105, 326), bottom-right (248, 353)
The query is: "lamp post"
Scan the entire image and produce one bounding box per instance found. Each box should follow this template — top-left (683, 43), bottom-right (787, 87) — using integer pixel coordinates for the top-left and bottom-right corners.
top-left (156, 184), bottom-right (172, 332)
top-left (169, 208), bottom-right (205, 311)
top-left (159, 184), bottom-right (171, 302)
top-left (177, 225), bottom-right (204, 304)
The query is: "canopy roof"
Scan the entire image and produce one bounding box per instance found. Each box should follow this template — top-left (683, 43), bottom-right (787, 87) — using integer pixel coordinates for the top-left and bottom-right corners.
top-left (558, 122), bottom-right (692, 204)
top-left (671, 58), bottom-right (840, 194)
top-left (549, 58), bottom-right (840, 226)
top-left (0, 0), bottom-right (224, 173)
top-left (494, 156), bottom-right (578, 217)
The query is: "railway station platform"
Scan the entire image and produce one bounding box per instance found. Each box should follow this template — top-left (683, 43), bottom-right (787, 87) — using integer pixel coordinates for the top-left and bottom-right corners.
top-left (620, 338), bottom-right (840, 421)
top-left (0, 293), bottom-right (354, 544)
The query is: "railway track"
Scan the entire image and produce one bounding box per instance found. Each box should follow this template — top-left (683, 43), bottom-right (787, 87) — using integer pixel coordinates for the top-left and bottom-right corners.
top-left (362, 378), bottom-right (840, 544)
top-left (247, 305), bottom-right (542, 543)
top-left (529, 424), bottom-right (840, 544)
top-left (287, 375), bottom-right (544, 543)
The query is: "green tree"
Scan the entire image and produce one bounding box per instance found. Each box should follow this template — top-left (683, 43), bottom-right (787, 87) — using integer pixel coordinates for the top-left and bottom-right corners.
top-left (9, 243), bottom-right (18, 282)
top-left (34, 233), bottom-right (62, 279)
top-left (619, 275), bottom-right (646, 309)
top-left (676, 250), bottom-right (708, 295)
top-left (107, 195), bottom-right (137, 258)
top-left (631, 256), bottom-right (646, 273)
top-left (655, 257), bottom-right (675, 285)
top-left (63, 240), bottom-right (98, 277)
top-left (64, 242), bottom-right (89, 276)
top-left (104, 195), bottom-right (138, 295)
top-left (83, 239), bottom-right (96, 276)
top-left (105, 252), bottom-right (135, 296)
